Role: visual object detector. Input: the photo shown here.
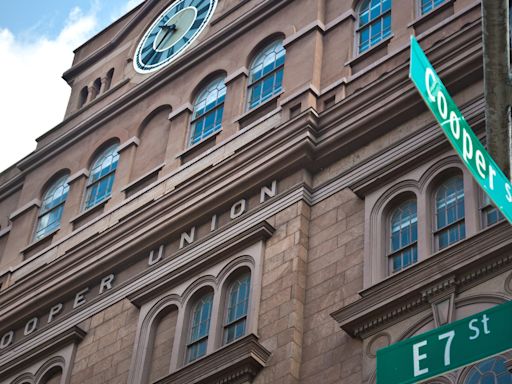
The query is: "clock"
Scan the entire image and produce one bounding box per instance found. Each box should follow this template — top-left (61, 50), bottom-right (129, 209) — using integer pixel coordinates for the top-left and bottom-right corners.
top-left (134, 0), bottom-right (217, 74)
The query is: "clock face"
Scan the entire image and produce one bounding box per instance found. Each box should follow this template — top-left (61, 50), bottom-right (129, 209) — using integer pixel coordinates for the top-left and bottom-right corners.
top-left (134, 0), bottom-right (217, 74)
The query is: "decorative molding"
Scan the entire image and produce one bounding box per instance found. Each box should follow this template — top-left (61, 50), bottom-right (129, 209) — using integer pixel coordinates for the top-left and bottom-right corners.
top-left (154, 334), bottom-right (270, 384)
top-left (68, 196), bottom-right (110, 225)
top-left (67, 168), bottom-right (90, 184)
top-left (168, 103), bottom-right (193, 120)
top-left (0, 225), bottom-right (11, 239)
top-left (225, 67), bottom-right (248, 85)
top-left (278, 83), bottom-right (320, 107)
top-left (118, 136), bottom-right (140, 152)
top-left (324, 9), bottom-right (356, 31)
top-left (9, 200), bottom-right (41, 221)
top-left (121, 163), bottom-right (165, 193)
top-left (0, 326), bottom-right (85, 378)
top-left (283, 20), bottom-right (325, 48)
top-left (331, 222), bottom-right (512, 338)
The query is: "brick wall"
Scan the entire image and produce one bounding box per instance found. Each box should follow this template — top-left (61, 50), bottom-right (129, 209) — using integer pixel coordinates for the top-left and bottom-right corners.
top-left (70, 299), bottom-right (138, 384)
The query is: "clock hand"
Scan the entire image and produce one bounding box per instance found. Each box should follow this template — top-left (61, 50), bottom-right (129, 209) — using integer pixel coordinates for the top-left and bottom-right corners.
top-left (144, 24), bottom-right (177, 70)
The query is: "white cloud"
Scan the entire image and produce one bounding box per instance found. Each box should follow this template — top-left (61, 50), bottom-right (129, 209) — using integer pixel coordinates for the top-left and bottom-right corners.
top-left (0, 6), bottom-right (99, 172)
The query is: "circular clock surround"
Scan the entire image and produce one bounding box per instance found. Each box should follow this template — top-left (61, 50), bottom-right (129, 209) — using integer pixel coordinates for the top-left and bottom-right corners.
top-left (134, 0), bottom-right (217, 74)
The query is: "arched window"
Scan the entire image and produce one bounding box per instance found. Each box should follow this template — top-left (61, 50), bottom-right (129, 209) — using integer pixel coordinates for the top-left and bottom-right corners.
top-left (186, 292), bottom-right (213, 363)
top-left (420, 0), bottom-right (447, 15)
top-left (34, 174), bottom-right (69, 241)
top-left (224, 272), bottom-right (251, 344)
top-left (388, 200), bottom-right (417, 273)
top-left (92, 78), bottom-right (102, 100)
top-left (247, 40), bottom-right (285, 110)
top-left (78, 86), bottom-right (88, 108)
top-left (434, 174), bottom-right (465, 250)
top-left (105, 68), bottom-right (114, 91)
top-left (84, 143), bottom-right (119, 210)
top-left (357, 0), bottom-right (392, 54)
top-left (190, 76), bottom-right (226, 146)
top-left (463, 356), bottom-right (511, 383)
top-left (481, 192), bottom-right (505, 228)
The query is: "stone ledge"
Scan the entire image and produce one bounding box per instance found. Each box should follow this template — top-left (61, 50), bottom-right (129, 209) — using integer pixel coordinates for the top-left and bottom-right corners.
top-left (154, 334), bottom-right (270, 384)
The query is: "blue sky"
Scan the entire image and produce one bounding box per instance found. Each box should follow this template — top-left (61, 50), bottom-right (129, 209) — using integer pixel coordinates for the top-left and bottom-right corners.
top-left (0, 0), bottom-right (144, 171)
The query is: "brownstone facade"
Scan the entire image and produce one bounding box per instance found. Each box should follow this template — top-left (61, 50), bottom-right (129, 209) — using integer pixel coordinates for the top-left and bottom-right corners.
top-left (0, 0), bottom-right (511, 383)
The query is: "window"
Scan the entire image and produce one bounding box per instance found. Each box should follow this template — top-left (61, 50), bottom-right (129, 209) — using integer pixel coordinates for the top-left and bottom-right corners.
top-left (105, 68), bottom-right (114, 91)
top-left (190, 76), bottom-right (226, 146)
top-left (420, 0), bottom-right (447, 15)
top-left (388, 200), bottom-right (418, 273)
top-left (78, 86), bottom-right (88, 108)
top-left (481, 192), bottom-right (505, 227)
top-left (92, 78), bottom-right (102, 100)
top-left (463, 356), bottom-right (511, 383)
top-left (224, 273), bottom-right (250, 344)
top-left (357, 0), bottom-right (392, 54)
top-left (84, 143), bottom-right (119, 210)
top-left (247, 40), bottom-right (285, 110)
top-left (34, 174), bottom-right (69, 241)
top-left (434, 175), bottom-right (465, 250)
top-left (186, 292), bottom-right (213, 363)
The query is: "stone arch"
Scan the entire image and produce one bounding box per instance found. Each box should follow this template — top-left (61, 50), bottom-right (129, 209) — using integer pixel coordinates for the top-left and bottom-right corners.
top-left (131, 105), bottom-right (172, 182)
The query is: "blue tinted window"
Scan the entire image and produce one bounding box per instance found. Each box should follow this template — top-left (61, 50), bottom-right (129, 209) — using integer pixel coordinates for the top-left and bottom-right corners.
top-left (358, 0), bottom-right (392, 54)
top-left (248, 40), bottom-right (285, 110)
top-left (389, 200), bottom-right (418, 273)
top-left (434, 175), bottom-right (465, 250)
top-left (224, 273), bottom-right (251, 344)
top-left (34, 174), bottom-right (69, 241)
top-left (85, 144), bottom-right (119, 210)
top-left (187, 292), bottom-right (213, 363)
top-left (420, 0), bottom-right (447, 15)
top-left (190, 76), bottom-right (226, 146)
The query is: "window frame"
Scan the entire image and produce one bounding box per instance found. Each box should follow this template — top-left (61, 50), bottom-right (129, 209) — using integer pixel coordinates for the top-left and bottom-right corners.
top-left (432, 173), bottom-right (466, 251)
top-left (247, 40), bottom-right (286, 111)
top-left (387, 199), bottom-right (418, 274)
top-left (186, 291), bottom-right (214, 364)
top-left (356, 0), bottom-right (392, 54)
top-left (84, 143), bottom-right (119, 211)
top-left (480, 190), bottom-right (505, 228)
top-left (34, 174), bottom-right (70, 241)
top-left (418, 0), bottom-right (448, 16)
top-left (189, 76), bottom-right (227, 147)
top-left (223, 272), bottom-right (251, 345)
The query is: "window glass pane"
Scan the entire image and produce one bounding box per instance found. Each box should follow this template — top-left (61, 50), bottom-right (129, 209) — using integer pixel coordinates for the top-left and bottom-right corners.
top-left (360, 9), bottom-right (369, 26)
top-left (248, 41), bottom-right (285, 110)
top-left (383, 14), bottom-right (391, 37)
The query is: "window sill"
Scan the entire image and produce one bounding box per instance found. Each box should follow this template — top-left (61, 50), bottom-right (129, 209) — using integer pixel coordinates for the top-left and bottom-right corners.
top-left (345, 34), bottom-right (394, 68)
top-left (233, 91), bottom-right (283, 128)
top-left (21, 227), bottom-right (60, 256)
top-left (176, 130), bottom-right (222, 165)
top-left (122, 163), bottom-right (165, 198)
top-left (70, 197), bottom-right (110, 226)
top-left (154, 334), bottom-right (270, 384)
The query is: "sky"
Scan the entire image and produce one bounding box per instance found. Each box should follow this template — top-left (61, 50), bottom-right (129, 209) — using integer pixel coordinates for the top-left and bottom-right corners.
top-left (0, 0), bottom-right (145, 172)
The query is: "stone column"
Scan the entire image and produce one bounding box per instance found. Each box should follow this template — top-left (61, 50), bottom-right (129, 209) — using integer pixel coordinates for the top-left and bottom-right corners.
top-left (60, 169), bottom-right (90, 235)
top-left (160, 104), bottom-right (193, 175)
top-left (223, 67), bottom-right (248, 137)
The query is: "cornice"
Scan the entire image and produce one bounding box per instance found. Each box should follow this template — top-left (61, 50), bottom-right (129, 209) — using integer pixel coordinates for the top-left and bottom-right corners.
top-left (154, 334), bottom-right (270, 384)
top-left (0, 325), bottom-right (85, 378)
top-left (331, 222), bottom-right (512, 338)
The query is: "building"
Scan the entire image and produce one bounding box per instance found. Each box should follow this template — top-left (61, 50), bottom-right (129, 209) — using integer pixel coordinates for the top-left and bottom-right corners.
top-left (0, 0), bottom-right (510, 383)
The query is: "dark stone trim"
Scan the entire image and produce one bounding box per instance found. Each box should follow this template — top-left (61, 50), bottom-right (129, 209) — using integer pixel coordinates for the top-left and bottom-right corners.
top-left (154, 334), bottom-right (270, 384)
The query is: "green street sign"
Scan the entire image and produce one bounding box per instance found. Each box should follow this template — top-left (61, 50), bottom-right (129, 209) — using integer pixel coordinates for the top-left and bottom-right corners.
top-left (376, 300), bottom-right (512, 383)
top-left (409, 35), bottom-right (512, 225)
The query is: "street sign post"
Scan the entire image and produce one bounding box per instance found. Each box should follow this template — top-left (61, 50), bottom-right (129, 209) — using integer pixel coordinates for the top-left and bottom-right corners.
top-left (409, 35), bottom-right (512, 225)
top-left (376, 300), bottom-right (512, 383)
